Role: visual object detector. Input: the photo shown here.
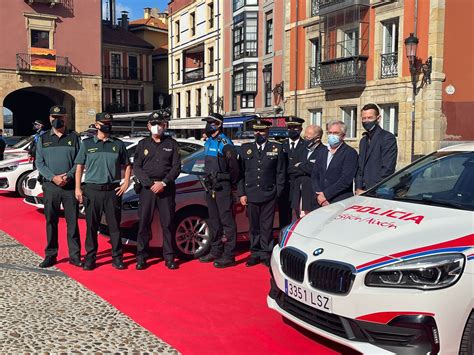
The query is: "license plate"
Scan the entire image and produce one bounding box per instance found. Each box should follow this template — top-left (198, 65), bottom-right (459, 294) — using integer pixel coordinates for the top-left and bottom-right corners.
top-left (285, 279), bottom-right (332, 313)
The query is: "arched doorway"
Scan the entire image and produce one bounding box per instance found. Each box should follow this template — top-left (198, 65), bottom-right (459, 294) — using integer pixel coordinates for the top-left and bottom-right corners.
top-left (3, 87), bottom-right (75, 136)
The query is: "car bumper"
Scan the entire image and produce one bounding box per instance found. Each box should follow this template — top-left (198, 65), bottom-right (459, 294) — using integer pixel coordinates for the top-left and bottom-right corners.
top-left (0, 175), bottom-right (15, 191)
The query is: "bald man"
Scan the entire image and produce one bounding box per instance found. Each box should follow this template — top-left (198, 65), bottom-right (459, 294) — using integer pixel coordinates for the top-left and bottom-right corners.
top-left (291, 125), bottom-right (325, 216)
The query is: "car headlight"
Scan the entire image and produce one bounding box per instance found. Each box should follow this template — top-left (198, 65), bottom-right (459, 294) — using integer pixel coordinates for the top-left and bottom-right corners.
top-left (365, 253), bottom-right (465, 290)
top-left (0, 163), bottom-right (19, 173)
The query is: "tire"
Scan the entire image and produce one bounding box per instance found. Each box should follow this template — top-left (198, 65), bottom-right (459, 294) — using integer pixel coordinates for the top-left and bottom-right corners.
top-left (16, 172), bottom-right (31, 197)
top-left (459, 311), bottom-right (474, 355)
top-left (172, 208), bottom-right (210, 260)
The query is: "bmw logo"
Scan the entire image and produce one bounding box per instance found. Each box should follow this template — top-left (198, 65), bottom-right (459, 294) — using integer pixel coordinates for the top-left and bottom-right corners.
top-left (313, 248), bottom-right (324, 256)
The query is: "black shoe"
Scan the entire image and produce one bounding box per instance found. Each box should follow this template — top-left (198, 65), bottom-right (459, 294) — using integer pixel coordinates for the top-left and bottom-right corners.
top-left (136, 260), bottom-right (147, 270)
top-left (68, 258), bottom-right (83, 267)
top-left (112, 259), bottom-right (126, 270)
top-left (199, 254), bottom-right (220, 263)
top-left (39, 256), bottom-right (57, 268)
top-left (246, 256), bottom-right (261, 267)
top-left (82, 261), bottom-right (96, 271)
top-left (262, 258), bottom-right (271, 267)
top-left (214, 258), bottom-right (236, 268)
top-left (165, 260), bottom-right (179, 270)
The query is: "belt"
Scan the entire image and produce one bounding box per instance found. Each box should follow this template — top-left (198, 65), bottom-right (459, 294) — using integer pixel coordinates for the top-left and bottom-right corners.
top-left (85, 183), bottom-right (120, 191)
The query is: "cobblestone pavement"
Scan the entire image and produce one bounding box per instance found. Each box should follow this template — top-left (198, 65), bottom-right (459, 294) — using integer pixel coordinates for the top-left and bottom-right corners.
top-left (0, 231), bottom-right (178, 354)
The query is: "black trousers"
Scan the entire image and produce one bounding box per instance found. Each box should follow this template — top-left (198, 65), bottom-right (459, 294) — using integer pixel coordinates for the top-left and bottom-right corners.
top-left (136, 187), bottom-right (176, 261)
top-left (83, 184), bottom-right (123, 262)
top-left (205, 183), bottom-right (237, 260)
top-left (277, 184), bottom-right (292, 229)
top-left (43, 181), bottom-right (80, 259)
top-left (247, 199), bottom-right (276, 260)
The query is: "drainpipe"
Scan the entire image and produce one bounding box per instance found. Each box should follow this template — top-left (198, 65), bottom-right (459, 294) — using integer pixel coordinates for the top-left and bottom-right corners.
top-left (294, 0), bottom-right (299, 116)
top-left (410, 0), bottom-right (418, 162)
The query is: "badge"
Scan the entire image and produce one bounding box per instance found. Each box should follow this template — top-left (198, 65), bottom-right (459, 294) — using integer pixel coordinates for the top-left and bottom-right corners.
top-left (163, 148), bottom-right (172, 152)
top-left (68, 141), bottom-right (72, 146)
top-left (112, 146), bottom-right (116, 152)
top-left (53, 106), bottom-right (60, 113)
top-left (272, 146), bottom-right (278, 152)
top-left (144, 149), bottom-right (149, 156)
top-left (247, 149), bottom-right (252, 155)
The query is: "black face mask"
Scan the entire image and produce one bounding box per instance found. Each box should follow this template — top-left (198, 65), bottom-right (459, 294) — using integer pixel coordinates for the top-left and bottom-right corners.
top-left (362, 120), bottom-right (378, 132)
top-left (306, 138), bottom-right (320, 149)
top-left (288, 130), bottom-right (301, 141)
top-left (98, 124), bottom-right (112, 134)
top-left (205, 123), bottom-right (218, 136)
top-left (51, 118), bottom-right (65, 129)
top-left (255, 133), bottom-right (267, 145)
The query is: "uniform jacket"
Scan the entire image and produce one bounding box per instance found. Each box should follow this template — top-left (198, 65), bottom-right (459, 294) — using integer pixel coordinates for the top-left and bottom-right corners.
top-left (237, 140), bottom-right (286, 203)
top-left (355, 125), bottom-right (397, 190)
top-left (203, 132), bottom-right (240, 185)
top-left (311, 142), bottom-right (359, 203)
top-left (282, 138), bottom-right (308, 198)
top-left (291, 143), bottom-right (326, 211)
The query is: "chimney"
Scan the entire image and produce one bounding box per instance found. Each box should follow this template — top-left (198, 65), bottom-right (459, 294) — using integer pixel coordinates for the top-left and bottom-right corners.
top-left (144, 7), bottom-right (151, 19)
top-left (120, 11), bottom-right (129, 30)
top-left (110, 0), bottom-right (116, 26)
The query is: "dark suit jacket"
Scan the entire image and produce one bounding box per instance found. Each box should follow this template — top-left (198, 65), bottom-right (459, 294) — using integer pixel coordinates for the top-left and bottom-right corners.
top-left (311, 142), bottom-right (359, 203)
top-left (291, 143), bottom-right (326, 211)
top-left (283, 138), bottom-right (308, 199)
top-left (355, 125), bottom-right (397, 190)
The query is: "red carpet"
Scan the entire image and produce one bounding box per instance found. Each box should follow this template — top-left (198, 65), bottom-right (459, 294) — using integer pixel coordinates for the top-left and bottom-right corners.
top-left (0, 192), bottom-right (357, 354)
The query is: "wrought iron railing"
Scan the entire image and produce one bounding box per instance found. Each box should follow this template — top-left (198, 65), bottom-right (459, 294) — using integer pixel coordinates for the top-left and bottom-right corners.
top-left (318, 0), bottom-right (370, 15)
top-left (183, 67), bottom-right (204, 84)
top-left (25, 0), bottom-right (74, 13)
top-left (311, 0), bottom-right (320, 16)
top-left (320, 56), bottom-right (367, 90)
top-left (16, 53), bottom-right (79, 75)
top-left (103, 66), bottom-right (143, 81)
top-left (380, 52), bottom-right (398, 79)
top-left (309, 65), bottom-right (321, 88)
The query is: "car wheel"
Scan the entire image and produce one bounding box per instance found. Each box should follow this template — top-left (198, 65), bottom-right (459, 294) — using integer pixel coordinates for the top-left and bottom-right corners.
top-left (173, 209), bottom-right (210, 260)
top-left (16, 172), bottom-right (30, 197)
top-left (460, 311), bottom-right (474, 355)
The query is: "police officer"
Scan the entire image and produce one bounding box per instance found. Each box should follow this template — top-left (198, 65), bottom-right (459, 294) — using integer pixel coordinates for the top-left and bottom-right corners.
top-left (74, 113), bottom-right (131, 271)
top-left (29, 119), bottom-right (47, 168)
top-left (36, 105), bottom-right (81, 268)
top-left (278, 116), bottom-right (307, 225)
top-left (238, 119), bottom-right (285, 267)
top-left (199, 113), bottom-right (240, 268)
top-left (133, 112), bottom-right (181, 270)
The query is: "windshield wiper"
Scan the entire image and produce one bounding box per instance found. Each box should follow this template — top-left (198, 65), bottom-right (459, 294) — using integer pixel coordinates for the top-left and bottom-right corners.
top-left (392, 196), bottom-right (472, 211)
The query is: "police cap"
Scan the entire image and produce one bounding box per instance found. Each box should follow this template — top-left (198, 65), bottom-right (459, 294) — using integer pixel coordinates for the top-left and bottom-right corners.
top-left (202, 112), bottom-right (224, 124)
top-left (33, 120), bottom-right (45, 126)
top-left (96, 112), bottom-right (113, 122)
top-left (251, 118), bottom-right (272, 130)
top-left (147, 111), bottom-right (166, 123)
top-left (285, 116), bottom-right (305, 127)
top-left (49, 105), bottom-right (67, 116)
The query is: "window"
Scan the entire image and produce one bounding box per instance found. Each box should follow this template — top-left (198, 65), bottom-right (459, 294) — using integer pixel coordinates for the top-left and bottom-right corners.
top-left (208, 2), bottom-right (214, 28)
top-left (233, 0), bottom-right (258, 11)
top-left (233, 12), bottom-right (258, 60)
top-left (379, 104), bottom-right (399, 137)
top-left (381, 18), bottom-right (399, 78)
top-left (31, 30), bottom-right (50, 49)
top-left (111, 53), bottom-right (122, 79)
top-left (232, 93), bottom-right (238, 111)
top-left (175, 20), bottom-right (180, 43)
top-left (343, 28), bottom-right (359, 57)
top-left (176, 93), bottom-right (181, 118)
top-left (208, 47), bottom-right (215, 72)
top-left (112, 89), bottom-right (122, 106)
top-left (176, 58), bottom-right (181, 81)
top-left (190, 12), bottom-right (196, 36)
top-left (310, 39), bottom-right (321, 87)
top-left (186, 90), bottom-right (191, 117)
top-left (233, 64), bottom-right (257, 93)
top-left (265, 14), bottom-right (273, 54)
top-left (310, 109), bottom-right (322, 127)
top-left (241, 94), bottom-right (255, 108)
top-left (341, 106), bottom-right (357, 139)
top-left (234, 70), bottom-right (244, 92)
top-left (129, 90), bottom-right (140, 111)
top-left (196, 88), bottom-right (202, 116)
top-left (263, 65), bottom-right (272, 107)
top-left (128, 55), bottom-right (138, 80)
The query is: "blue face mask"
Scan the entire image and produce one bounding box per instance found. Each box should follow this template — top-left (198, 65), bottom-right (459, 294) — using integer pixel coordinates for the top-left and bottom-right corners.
top-left (327, 134), bottom-right (341, 148)
top-left (255, 133), bottom-right (267, 145)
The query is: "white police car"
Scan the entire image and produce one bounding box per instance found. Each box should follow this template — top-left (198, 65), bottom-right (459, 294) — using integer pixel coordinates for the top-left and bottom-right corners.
top-left (268, 144), bottom-right (474, 354)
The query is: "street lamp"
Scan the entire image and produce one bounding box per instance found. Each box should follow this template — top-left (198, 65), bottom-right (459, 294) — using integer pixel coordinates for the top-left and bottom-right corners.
top-left (404, 32), bottom-right (432, 162)
top-left (207, 84), bottom-right (223, 114)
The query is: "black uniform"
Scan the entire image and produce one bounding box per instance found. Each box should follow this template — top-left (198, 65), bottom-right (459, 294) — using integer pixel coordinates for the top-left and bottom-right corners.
top-left (202, 130), bottom-right (240, 263)
top-left (75, 135), bottom-right (130, 265)
top-left (238, 140), bottom-right (285, 262)
top-left (36, 129), bottom-right (81, 262)
top-left (0, 135), bottom-right (5, 160)
top-left (133, 136), bottom-right (181, 262)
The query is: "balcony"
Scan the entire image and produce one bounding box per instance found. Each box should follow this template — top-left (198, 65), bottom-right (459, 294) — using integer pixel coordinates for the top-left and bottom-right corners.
top-left (103, 66), bottom-right (143, 82)
top-left (380, 52), bottom-right (398, 79)
top-left (104, 103), bottom-right (146, 113)
top-left (320, 56), bottom-right (367, 90)
top-left (25, 0), bottom-right (74, 12)
top-left (318, 0), bottom-right (370, 16)
top-left (16, 53), bottom-right (78, 75)
top-left (311, 0), bottom-right (320, 17)
top-left (309, 65), bottom-right (321, 88)
top-left (183, 67), bottom-right (204, 84)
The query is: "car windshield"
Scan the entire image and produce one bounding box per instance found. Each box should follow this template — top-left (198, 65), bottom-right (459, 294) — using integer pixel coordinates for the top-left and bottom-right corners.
top-left (364, 151), bottom-right (474, 211)
top-left (181, 148), bottom-right (205, 175)
top-left (10, 135), bottom-right (34, 149)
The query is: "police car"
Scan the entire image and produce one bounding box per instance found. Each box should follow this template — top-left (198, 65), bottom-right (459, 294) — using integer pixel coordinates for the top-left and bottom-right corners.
top-left (0, 155), bottom-right (34, 196)
top-left (267, 144), bottom-right (474, 354)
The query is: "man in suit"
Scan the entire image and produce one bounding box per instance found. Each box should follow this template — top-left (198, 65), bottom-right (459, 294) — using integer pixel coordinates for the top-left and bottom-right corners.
top-left (356, 103), bottom-right (398, 194)
top-left (291, 125), bottom-right (325, 215)
top-left (278, 116), bottom-right (307, 225)
top-left (312, 120), bottom-right (358, 206)
top-left (238, 118), bottom-right (286, 267)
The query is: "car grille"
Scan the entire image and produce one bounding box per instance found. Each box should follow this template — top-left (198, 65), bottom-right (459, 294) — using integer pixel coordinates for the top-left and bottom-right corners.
top-left (27, 178), bottom-right (37, 189)
top-left (308, 260), bottom-right (355, 295)
top-left (280, 247), bottom-right (307, 283)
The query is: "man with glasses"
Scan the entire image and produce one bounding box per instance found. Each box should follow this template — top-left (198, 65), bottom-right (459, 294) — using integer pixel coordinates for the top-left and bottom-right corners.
top-left (133, 112), bottom-right (181, 270)
top-left (311, 120), bottom-right (358, 206)
top-left (238, 118), bottom-right (285, 267)
top-left (74, 113), bottom-right (131, 271)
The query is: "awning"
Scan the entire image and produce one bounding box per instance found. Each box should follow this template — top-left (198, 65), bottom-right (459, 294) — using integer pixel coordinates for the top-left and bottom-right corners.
top-left (223, 115), bottom-right (258, 128)
top-left (168, 117), bottom-right (206, 129)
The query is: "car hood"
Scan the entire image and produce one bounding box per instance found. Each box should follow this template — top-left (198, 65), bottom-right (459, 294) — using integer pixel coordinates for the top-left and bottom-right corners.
top-left (0, 155), bottom-right (30, 166)
top-left (286, 196), bottom-right (474, 264)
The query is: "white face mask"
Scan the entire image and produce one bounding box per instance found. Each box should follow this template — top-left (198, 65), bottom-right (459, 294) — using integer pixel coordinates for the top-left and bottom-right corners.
top-left (150, 125), bottom-right (163, 136)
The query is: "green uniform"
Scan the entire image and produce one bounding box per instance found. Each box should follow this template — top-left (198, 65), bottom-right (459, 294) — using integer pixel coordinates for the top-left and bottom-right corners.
top-left (35, 129), bottom-right (81, 261)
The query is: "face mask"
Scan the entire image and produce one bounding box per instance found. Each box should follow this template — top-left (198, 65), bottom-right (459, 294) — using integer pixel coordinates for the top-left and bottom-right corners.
top-left (34, 125), bottom-right (42, 132)
top-left (306, 137), bottom-right (320, 149)
top-left (51, 118), bottom-right (65, 129)
top-left (362, 120), bottom-right (378, 132)
top-left (288, 130), bottom-right (301, 141)
top-left (205, 123), bottom-right (218, 136)
top-left (327, 134), bottom-right (341, 148)
top-left (98, 124), bottom-right (112, 134)
top-left (150, 125), bottom-right (164, 136)
top-left (255, 133), bottom-right (267, 145)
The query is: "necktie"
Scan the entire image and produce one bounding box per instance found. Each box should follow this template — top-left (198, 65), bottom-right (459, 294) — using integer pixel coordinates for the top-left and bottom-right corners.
top-left (290, 142), bottom-right (295, 152)
top-left (258, 145), bottom-right (263, 156)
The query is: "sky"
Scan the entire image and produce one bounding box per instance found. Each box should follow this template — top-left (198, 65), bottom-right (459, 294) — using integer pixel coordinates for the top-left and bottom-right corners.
top-left (103, 0), bottom-right (169, 21)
